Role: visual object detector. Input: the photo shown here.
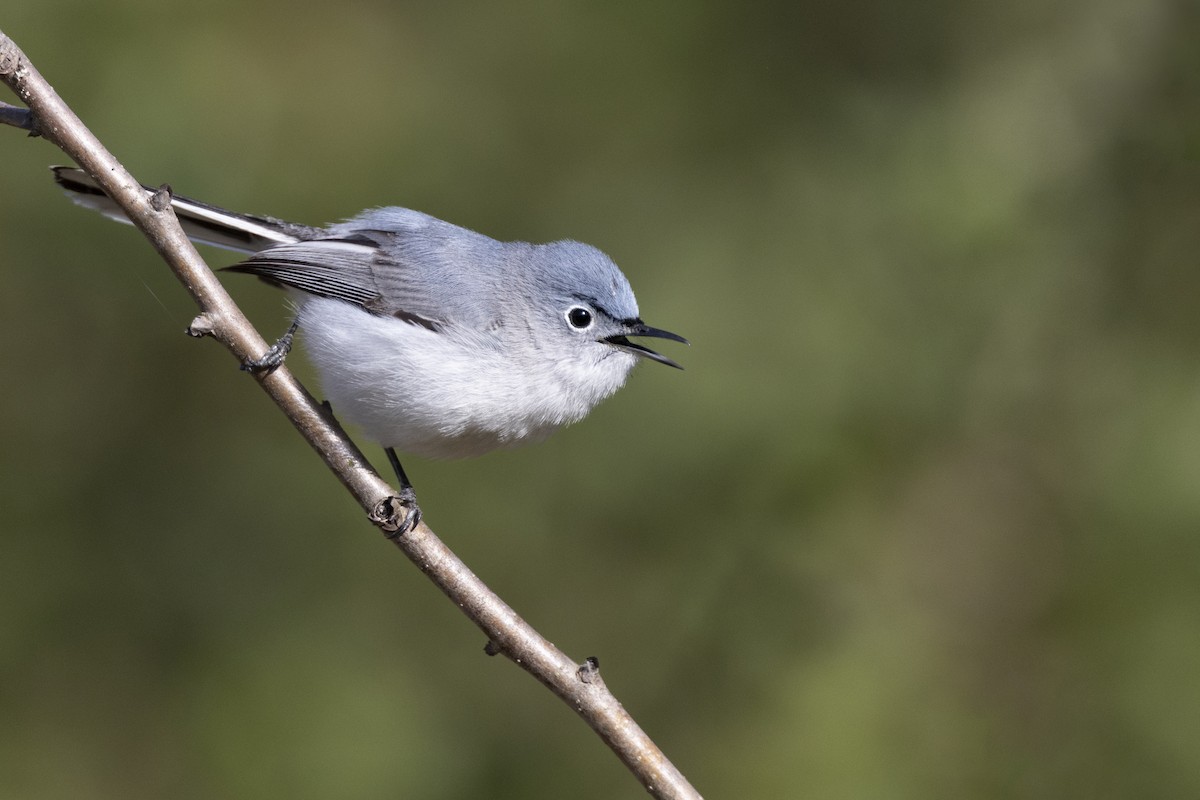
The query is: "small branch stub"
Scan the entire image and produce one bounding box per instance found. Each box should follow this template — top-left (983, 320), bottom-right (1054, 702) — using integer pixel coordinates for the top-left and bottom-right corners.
top-left (578, 656), bottom-right (603, 685)
top-left (151, 183), bottom-right (173, 212)
top-left (187, 314), bottom-right (216, 338)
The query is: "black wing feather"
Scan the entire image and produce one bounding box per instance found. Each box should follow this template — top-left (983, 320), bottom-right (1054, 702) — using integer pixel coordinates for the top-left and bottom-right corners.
top-left (224, 237), bottom-right (444, 329)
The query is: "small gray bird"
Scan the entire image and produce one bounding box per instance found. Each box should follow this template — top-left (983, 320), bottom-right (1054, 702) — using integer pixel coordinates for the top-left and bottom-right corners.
top-left (52, 167), bottom-right (685, 524)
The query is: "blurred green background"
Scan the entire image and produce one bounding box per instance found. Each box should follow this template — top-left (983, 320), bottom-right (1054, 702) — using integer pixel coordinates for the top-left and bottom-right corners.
top-left (2, 1), bottom-right (1199, 797)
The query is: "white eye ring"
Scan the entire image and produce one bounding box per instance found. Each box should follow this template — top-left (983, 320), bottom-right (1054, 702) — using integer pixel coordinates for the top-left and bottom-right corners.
top-left (565, 306), bottom-right (594, 330)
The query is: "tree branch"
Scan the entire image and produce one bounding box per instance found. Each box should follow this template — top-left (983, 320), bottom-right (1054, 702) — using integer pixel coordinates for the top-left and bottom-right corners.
top-left (0, 30), bottom-right (700, 800)
top-left (0, 99), bottom-right (33, 131)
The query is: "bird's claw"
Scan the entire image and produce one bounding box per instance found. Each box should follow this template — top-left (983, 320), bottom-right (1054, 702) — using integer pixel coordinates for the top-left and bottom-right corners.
top-left (242, 321), bottom-right (298, 374)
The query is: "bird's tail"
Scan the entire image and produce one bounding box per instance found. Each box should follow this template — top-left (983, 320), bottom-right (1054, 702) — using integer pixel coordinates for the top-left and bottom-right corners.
top-left (51, 166), bottom-right (320, 254)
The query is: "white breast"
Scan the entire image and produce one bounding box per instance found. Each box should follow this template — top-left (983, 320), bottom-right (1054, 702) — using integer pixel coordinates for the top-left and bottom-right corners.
top-left (296, 298), bottom-right (636, 459)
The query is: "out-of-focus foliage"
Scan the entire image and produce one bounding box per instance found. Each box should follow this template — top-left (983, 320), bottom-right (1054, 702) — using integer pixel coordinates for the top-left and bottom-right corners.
top-left (2, 1), bottom-right (1199, 797)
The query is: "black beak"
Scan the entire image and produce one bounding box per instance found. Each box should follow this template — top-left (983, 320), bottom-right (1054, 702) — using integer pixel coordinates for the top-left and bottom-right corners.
top-left (605, 320), bottom-right (689, 369)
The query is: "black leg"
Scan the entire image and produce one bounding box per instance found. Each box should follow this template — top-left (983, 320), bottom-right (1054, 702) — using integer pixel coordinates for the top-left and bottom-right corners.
top-left (308, 399), bottom-right (422, 537)
top-left (385, 447), bottom-right (414, 491)
top-left (242, 320), bottom-right (299, 373)
top-left (384, 446), bottom-right (422, 537)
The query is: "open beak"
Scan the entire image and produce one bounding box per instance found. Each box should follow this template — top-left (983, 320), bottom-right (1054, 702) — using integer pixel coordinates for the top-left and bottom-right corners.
top-left (605, 320), bottom-right (689, 370)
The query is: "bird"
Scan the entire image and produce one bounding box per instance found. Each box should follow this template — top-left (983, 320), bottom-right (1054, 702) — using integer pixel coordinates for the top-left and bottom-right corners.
top-left (52, 166), bottom-right (686, 532)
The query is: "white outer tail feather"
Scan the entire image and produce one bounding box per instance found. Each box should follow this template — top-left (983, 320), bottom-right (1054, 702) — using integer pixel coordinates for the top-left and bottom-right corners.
top-left (51, 166), bottom-right (301, 254)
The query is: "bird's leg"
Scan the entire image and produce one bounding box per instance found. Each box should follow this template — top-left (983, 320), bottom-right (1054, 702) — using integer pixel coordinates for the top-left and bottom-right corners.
top-left (384, 446), bottom-right (422, 537)
top-left (241, 320), bottom-right (299, 373)
top-left (315, 400), bottom-right (422, 538)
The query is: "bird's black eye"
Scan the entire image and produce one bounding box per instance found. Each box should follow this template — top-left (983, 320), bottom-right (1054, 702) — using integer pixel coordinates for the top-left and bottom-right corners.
top-left (566, 306), bottom-right (594, 329)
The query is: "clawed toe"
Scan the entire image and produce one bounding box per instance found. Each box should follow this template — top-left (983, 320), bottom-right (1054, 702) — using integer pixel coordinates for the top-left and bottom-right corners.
top-left (242, 321), bottom-right (298, 373)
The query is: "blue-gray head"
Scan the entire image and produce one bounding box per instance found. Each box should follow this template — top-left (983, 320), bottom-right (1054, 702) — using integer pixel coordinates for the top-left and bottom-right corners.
top-left (527, 240), bottom-right (687, 371)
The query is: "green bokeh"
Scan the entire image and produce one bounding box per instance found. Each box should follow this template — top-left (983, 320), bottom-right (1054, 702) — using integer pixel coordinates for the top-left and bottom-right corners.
top-left (3, 1), bottom-right (1199, 797)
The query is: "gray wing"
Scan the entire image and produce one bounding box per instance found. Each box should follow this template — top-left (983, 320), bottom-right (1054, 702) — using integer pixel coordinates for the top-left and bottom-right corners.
top-left (224, 238), bottom-right (384, 307)
top-left (226, 211), bottom-right (516, 331)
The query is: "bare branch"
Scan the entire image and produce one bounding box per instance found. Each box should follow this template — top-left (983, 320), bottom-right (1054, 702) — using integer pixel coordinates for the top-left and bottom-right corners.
top-left (0, 100), bottom-right (33, 132)
top-left (0, 30), bottom-right (701, 800)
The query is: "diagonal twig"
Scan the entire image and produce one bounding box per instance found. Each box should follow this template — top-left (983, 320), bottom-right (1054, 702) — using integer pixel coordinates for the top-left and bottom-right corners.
top-left (0, 29), bottom-right (701, 800)
top-left (0, 99), bottom-right (33, 131)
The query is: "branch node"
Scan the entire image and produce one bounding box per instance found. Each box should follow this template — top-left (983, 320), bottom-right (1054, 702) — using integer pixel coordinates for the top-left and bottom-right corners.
top-left (483, 639), bottom-right (502, 657)
top-left (186, 314), bottom-right (215, 338)
top-left (151, 183), bottom-right (173, 212)
top-left (578, 656), bottom-right (603, 684)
